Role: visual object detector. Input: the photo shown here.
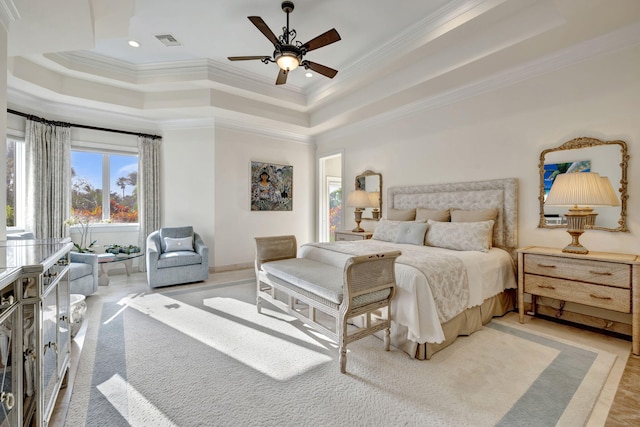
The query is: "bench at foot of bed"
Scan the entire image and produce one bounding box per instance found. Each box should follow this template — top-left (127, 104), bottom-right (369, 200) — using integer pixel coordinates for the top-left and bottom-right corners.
top-left (255, 235), bottom-right (401, 373)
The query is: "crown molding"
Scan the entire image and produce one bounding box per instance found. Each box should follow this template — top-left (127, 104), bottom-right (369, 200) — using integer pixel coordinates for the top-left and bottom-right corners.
top-left (318, 21), bottom-right (640, 142)
top-left (215, 117), bottom-right (313, 145)
top-left (306, 0), bottom-right (500, 105)
top-left (6, 86), bottom-right (161, 134)
top-left (0, 0), bottom-right (20, 32)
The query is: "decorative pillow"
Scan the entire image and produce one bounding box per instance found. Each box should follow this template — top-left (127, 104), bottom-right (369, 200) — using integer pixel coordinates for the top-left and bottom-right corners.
top-left (373, 218), bottom-right (424, 242)
top-left (415, 208), bottom-right (450, 222)
top-left (387, 208), bottom-right (416, 221)
top-left (164, 236), bottom-right (194, 252)
top-left (424, 220), bottom-right (494, 252)
top-left (394, 222), bottom-right (429, 245)
top-left (450, 208), bottom-right (498, 223)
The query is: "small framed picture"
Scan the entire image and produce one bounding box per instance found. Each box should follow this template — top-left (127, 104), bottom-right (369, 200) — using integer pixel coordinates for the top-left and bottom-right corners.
top-left (250, 161), bottom-right (293, 211)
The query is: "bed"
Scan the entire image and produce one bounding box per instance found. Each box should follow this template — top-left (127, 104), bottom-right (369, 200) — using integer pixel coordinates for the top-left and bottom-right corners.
top-left (299, 178), bottom-right (518, 359)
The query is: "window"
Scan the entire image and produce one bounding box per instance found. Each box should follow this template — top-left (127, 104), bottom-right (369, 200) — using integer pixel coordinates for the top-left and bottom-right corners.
top-left (71, 150), bottom-right (138, 223)
top-left (6, 138), bottom-right (26, 229)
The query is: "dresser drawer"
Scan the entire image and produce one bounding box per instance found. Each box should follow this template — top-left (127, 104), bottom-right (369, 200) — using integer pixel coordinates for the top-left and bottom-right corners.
top-left (524, 254), bottom-right (630, 288)
top-left (524, 274), bottom-right (631, 312)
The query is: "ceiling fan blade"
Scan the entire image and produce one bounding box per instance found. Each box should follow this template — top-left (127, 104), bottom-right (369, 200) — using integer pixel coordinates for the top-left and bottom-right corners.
top-left (304, 61), bottom-right (338, 79)
top-left (302, 29), bottom-right (341, 52)
top-left (275, 69), bottom-right (288, 85)
top-left (228, 56), bottom-right (270, 61)
top-left (248, 16), bottom-right (279, 46)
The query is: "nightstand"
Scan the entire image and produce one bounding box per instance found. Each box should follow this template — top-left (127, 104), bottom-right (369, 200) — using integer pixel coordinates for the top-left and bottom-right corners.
top-left (517, 246), bottom-right (640, 355)
top-left (334, 230), bottom-right (373, 241)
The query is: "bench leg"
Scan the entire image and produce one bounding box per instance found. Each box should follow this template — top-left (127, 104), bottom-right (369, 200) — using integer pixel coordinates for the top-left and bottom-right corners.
top-left (256, 279), bottom-right (262, 313)
top-left (339, 346), bottom-right (347, 374)
top-left (384, 328), bottom-right (390, 351)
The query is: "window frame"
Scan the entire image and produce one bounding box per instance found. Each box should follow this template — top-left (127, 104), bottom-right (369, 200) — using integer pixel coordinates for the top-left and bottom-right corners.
top-left (71, 141), bottom-right (139, 226)
top-left (6, 135), bottom-right (26, 232)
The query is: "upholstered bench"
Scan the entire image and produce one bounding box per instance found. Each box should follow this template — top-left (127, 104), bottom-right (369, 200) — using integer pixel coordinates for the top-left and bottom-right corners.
top-left (255, 235), bottom-right (400, 373)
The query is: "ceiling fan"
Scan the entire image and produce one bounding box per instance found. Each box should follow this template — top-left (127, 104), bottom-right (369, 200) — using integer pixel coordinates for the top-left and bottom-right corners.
top-left (228, 1), bottom-right (341, 85)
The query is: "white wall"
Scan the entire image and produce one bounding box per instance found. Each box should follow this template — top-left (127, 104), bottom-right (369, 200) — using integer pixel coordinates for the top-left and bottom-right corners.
top-left (214, 126), bottom-right (315, 269)
top-left (161, 126), bottom-right (216, 266)
top-left (317, 45), bottom-right (640, 256)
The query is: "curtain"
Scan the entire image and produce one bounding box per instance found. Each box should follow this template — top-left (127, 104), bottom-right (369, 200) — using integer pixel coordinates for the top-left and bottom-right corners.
top-left (25, 119), bottom-right (71, 239)
top-left (137, 136), bottom-right (161, 271)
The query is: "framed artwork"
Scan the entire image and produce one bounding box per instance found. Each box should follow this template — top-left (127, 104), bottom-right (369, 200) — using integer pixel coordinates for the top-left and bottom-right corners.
top-left (251, 161), bottom-right (293, 211)
top-left (543, 160), bottom-right (591, 196)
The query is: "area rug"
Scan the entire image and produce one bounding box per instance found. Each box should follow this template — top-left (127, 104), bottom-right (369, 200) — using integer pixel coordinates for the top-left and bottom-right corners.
top-left (65, 276), bottom-right (616, 427)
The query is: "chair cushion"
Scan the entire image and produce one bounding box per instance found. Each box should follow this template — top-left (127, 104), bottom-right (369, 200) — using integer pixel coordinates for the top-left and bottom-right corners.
top-left (160, 226), bottom-right (194, 253)
top-left (158, 251), bottom-right (203, 269)
top-left (69, 262), bottom-right (93, 281)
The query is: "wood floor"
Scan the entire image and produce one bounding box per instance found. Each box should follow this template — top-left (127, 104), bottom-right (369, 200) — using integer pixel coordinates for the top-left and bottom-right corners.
top-left (606, 353), bottom-right (640, 426)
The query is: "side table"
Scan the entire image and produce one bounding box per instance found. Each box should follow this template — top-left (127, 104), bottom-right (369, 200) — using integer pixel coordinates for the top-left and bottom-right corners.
top-left (517, 246), bottom-right (640, 356)
top-left (335, 230), bottom-right (373, 241)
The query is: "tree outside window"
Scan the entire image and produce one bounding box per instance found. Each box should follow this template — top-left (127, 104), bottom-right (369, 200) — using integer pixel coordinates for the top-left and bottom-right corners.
top-left (71, 151), bottom-right (138, 223)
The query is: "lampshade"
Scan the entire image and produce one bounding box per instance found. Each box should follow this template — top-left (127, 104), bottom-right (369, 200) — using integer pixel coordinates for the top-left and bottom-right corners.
top-left (368, 192), bottom-right (380, 209)
top-left (599, 176), bottom-right (621, 207)
top-left (545, 172), bottom-right (614, 255)
top-left (346, 190), bottom-right (371, 208)
top-left (276, 53), bottom-right (300, 71)
top-left (545, 172), bottom-right (612, 207)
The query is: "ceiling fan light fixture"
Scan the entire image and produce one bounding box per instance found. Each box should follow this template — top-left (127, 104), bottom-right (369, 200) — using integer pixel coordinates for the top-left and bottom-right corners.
top-left (276, 52), bottom-right (300, 71)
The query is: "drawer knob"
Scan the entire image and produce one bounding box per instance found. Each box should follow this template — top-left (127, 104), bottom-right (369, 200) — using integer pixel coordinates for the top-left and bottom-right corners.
top-left (536, 264), bottom-right (556, 269)
top-left (589, 270), bottom-right (612, 276)
top-left (589, 294), bottom-right (612, 300)
top-left (539, 284), bottom-right (556, 290)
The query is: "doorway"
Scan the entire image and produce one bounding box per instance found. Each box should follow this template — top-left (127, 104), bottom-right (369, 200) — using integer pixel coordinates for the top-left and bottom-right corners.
top-left (318, 152), bottom-right (343, 242)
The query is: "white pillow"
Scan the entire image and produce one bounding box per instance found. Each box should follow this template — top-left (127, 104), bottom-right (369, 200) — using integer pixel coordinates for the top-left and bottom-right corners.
top-left (394, 222), bottom-right (429, 245)
top-left (373, 218), bottom-right (425, 242)
top-left (164, 236), bottom-right (194, 252)
top-left (424, 220), bottom-right (494, 252)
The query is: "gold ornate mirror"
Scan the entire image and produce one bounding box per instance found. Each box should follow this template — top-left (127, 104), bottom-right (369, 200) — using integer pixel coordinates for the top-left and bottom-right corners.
top-left (355, 170), bottom-right (382, 220)
top-left (539, 137), bottom-right (628, 232)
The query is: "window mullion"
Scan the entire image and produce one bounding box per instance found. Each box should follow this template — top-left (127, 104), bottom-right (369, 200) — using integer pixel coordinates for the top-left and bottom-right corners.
top-left (102, 154), bottom-right (110, 220)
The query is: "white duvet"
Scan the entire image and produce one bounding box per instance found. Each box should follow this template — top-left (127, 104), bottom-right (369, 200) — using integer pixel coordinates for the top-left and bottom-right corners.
top-left (299, 240), bottom-right (517, 344)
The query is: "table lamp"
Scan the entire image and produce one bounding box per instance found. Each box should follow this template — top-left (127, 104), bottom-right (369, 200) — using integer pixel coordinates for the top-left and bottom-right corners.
top-left (346, 190), bottom-right (371, 232)
top-left (544, 172), bottom-right (613, 254)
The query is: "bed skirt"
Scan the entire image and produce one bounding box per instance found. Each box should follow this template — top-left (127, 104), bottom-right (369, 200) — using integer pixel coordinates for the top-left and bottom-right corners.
top-left (382, 289), bottom-right (516, 360)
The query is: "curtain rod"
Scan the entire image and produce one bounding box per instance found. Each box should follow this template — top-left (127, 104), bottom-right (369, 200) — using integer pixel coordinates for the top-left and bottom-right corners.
top-left (7, 108), bottom-right (162, 140)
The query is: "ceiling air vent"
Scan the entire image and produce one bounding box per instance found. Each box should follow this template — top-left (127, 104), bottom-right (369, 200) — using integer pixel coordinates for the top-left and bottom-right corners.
top-left (154, 34), bottom-right (182, 47)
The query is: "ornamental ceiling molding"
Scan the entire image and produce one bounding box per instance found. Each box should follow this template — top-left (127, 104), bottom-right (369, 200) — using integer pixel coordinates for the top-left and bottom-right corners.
top-left (317, 21), bottom-right (640, 143)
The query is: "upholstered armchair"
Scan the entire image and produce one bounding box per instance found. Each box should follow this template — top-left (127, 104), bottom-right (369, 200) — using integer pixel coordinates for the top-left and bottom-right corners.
top-left (146, 226), bottom-right (209, 288)
top-left (69, 252), bottom-right (99, 296)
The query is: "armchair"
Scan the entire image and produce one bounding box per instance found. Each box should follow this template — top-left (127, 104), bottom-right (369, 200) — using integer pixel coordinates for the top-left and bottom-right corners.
top-left (69, 252), bottom-right (99, 296)
top-left (146, 226), bottom-right (209, 288)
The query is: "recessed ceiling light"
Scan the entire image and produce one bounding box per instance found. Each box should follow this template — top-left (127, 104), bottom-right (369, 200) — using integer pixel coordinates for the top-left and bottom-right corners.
top-left (305, 72), bottom-right (313, 78)
top-left (128, 40), bottom-right (140, 48)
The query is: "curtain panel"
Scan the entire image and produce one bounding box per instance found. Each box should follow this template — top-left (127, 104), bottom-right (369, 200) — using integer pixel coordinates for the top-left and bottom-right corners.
top-left (25, 119), bottom-right (71, 239)
top-left (137, 136), bottom-right (161, 271)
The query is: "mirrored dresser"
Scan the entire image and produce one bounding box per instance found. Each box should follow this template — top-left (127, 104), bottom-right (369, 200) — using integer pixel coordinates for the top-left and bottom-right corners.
top-left (0, 238), bottom-right (73, 426)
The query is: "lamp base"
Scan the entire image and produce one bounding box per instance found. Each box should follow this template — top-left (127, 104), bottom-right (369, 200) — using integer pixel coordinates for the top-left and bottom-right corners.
top-left (562, 209), bottom-right (589, 254)
top-left (352, 209), bottom-right (364, 232)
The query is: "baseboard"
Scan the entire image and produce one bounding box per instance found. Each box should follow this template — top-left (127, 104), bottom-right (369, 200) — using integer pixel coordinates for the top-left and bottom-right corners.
top-left (212, 262), bottom-right (253, 273)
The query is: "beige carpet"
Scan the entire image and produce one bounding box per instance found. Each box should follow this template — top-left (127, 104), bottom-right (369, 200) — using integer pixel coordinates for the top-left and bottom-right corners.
top-left (65, 272), bottom-right (618, 426)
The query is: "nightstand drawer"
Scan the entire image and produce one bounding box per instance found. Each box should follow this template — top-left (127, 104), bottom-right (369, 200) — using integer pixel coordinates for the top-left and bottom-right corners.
top-left (524, 254), bottom-right (630, 288)
top-left (524, 274), bottom-right (631, 312)
top-left (334, 231), bottom-right (372, 241)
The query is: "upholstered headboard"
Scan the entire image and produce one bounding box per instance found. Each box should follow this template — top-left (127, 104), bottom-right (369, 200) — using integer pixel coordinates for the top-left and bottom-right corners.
top-left (387, 178), bottom-right (518, 257)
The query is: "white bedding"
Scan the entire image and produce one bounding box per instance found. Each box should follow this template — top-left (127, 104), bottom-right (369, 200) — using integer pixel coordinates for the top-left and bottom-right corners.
top-left (299, 240), bottom-right (516, 345)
